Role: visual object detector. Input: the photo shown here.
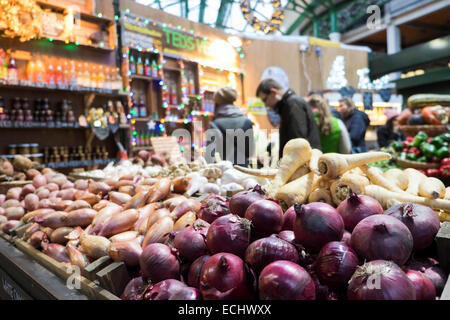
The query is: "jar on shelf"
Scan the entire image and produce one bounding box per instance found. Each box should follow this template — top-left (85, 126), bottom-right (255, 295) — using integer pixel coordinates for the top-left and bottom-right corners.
top-left (31, 153), bottom-right (43, 163)
top-left (30, 143), bottom-right (39, 154)
top-left (18, 144), bottom-right (30, 155)
top-left (8, 144), bottom-right (17, 155)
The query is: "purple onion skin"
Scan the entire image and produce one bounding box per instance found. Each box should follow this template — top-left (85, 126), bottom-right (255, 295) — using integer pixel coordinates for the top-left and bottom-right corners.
top-left (347, 260), bottom-right (416, 300)
top-left (294, 203), bottom-right (344, 253)
top-left (121, 277), bottom-right (147, 300)
top-left (187, 255), bottom-right (210, 289)
top-left (278, 230), bottom-right (296, 244)
top-left (200, 253), bottom-right (255, 300)
top-left (282, 206), bottom-right (296, 231)
top-left (351, 214), bottom-right (413, 266)
top-left (244, 235), bottom-right (299, 274)
top-left (314, 241), bottom-right (359, 290)
top-left (258, 260), bottom-right (316, 300)
top-left (139, 243), bottom-right (180, 283)
top-left (341, 230), bottom-right (352, 246)
top-left (174, 227), bottom-right (208, 262)
top-left (206, 214), bottom-right (251, 258)
top-left (384, 203), bottom-right (440, 251)
top-left (406, 270), bottom-right (436, 300)
top-left (169, 287), bottom-right (202, 300)
top-left (198, 194), bottom-right (230, 224)
top-left (229, 187), bottom-right (266, 218)
top-left (144, 279), bottom-right (187, 300)
top-left (245, 200), bottom-right (284, 239)
top-left (405, 258), bottom-right (448, 296)
top-left (337, 193), bottom-right (383, 231)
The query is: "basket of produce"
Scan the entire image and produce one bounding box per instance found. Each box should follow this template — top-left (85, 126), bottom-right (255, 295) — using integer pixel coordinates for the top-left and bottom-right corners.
top-left (397, 94), bottom-right (450, 137)
top-left (395, 157), bottom-right (440, 170)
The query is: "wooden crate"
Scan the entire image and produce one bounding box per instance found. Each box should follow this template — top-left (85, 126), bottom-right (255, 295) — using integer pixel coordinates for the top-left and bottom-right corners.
top-left (0, 181), bottom-right (32, 195)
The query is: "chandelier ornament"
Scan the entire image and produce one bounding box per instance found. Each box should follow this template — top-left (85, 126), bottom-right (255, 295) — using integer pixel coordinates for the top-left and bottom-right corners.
top-left (240, 0), bottom-right (285, 34)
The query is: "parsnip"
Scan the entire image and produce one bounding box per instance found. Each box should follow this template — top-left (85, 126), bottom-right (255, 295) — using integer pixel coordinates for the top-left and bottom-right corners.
top-left (234, 166), bottom-right (277, 178)
top-left (308, 149), bottom-right (323, 173)
top-left (364, 185), bottom-right (450, 212)
top-left (438, 211), bottom-right (450, 222)
top-left (330, 173), bottom-right (369, 206)
top-left (445, 187), bottom-right (450, 200)
top-left (317, 152), bottom-right (391, 179)
top-left (275, 172), bottom-right (318, 207)
top-left (404, 168), bottom-right (427, 196)
top-left (419, 177), bottom-right (446, 199)
top-left (383, 168), bottom-right (409, 190)
top-left (361, 165), bottom-right (405, 193)
top-left (288, 165), bottom-right (310, 182)
top-left (308, 188), bottom-right (333, 205)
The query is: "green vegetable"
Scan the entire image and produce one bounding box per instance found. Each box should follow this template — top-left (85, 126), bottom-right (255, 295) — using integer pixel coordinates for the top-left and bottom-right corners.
top-left (406, 153), bottom-right (418, 161)
top-left (430, 136), bottom-right (445, 148)
top-left (436, 146), bottom-right (450, 159)
top-left (417, 156), bottom-right (427, 163)
top-left (419, 143), bottom-right (436, 158)
top-left (391, 141), bottom-right (404, 152)
top-left (440, 133), bottom-right (450, 142)
top-left (412, 131), bottom-right (428, 148)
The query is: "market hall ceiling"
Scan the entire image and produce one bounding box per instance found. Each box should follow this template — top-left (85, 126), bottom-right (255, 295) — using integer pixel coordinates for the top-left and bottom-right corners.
top-left (133, 0), bottom-right (390, 36)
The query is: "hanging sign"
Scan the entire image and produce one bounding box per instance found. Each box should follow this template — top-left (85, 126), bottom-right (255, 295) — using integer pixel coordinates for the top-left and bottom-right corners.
top-left (121, 12), bottom-right (240, 72)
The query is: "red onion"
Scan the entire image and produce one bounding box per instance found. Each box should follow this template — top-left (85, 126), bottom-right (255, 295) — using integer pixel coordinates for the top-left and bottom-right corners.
top-left (341, 230), bottom-right (352, 246)
top-left (282, 206), bottom-right (296, 231)
top-left (139, 243), bottom-right (180, 283)
top-left (121, 277), bottom-right (148, 300)
top-left (229, 185), bottom-right (266, 217)
top-left (351, 215), bottom-right (413, 266)
top-left (198, 194), bottom-right (230, 224)
top-left (245, 200), bottom-right (283, 238)
top-left (187, 255), bottom-right (210, 289)
top-left (200, 253), bottom-right (255, 300)
top-left (144, 279), bottom-right (187, 300)
top-left (278, 230), bottom-right (296, 244)
top-left (169, 287), bottom-right (202, 300)
top-left (405, 258), bottom-right (448, 295)
top-left (206, 214), bottom-right (252, 258)
top-left (258, 260), bottom-right (315, 300)
top-left (384, 203), bottom-right (440, 251)
top-left (173, 224), bottom-right (208, 262)
top-left (337, 192), bottom-right (383, 231)
top-left (244, 235), bottom-right (299, 274)
top-left (310, 271), bottom-right (330, 300)
top-left (314, 241), bottom-right (359, 290)
top-left (406, 270), bottom-right (436, 300)
top-left (293, 203), bottom-right (344, 253)
top-left (347, 260), bottom-right (416, 300)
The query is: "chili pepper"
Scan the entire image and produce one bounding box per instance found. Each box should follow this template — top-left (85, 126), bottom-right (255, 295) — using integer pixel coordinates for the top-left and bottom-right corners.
top-left (412, 131), bottom-right (428, 148)
top-left (426, 169), bottom-right (441, 178)
top-left (441, 158), bottom-right (450, 166)
top-left (416, 156), bottom-right (427, 163)
top-left (426, 137), bottom-right (433, 143)
top-left (406, 137), bottom-right (414, 143)
top-left (391, 141), bottom-right (404, 152)
top-left (430, 136), bottom-right (445, 148)
top-left (408, 147), bottom-right (419, 154)
top-left (435, 146), bottom-right (450, 159)
top-left (419, 143), bottom-right (436, 158)
top-left (406, 153), bottom-right (418, 161)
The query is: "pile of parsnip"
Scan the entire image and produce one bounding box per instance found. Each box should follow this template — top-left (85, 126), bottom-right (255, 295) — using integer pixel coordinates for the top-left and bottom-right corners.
top-left (235, 138), bottom-right (450, 222)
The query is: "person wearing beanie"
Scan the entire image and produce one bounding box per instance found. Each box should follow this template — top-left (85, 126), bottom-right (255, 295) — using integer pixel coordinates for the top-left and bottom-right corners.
top-left (206, 87), bottom-right (255, 166)
top-left (376, 109), bottom-right (406, 148)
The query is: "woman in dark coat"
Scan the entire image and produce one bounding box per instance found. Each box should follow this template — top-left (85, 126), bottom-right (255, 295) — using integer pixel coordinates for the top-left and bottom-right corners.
top-left (338, 97), bottom-right (370, 153)
top-left (377, 109), bottom-right (406, 148)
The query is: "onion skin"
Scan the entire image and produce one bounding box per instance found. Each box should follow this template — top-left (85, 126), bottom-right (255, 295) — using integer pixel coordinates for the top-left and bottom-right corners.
top-left (142, 216), bottom-right (174, 248)
top-left (187, 255), bottom-right (210, 289)
top-left (350, 215), bottom-right (413, 266)
top-left (63, 208), bottom-right (97, 227)
top-left (108, 240), bottom-right (143, 267)
top-left (293, 203), bottom-right (344, 253)
top-left (406, 270), bottom-right (436, 300)
top-left (6, 207), bottom-right (25, 221)
top-left (245, 236), bottom-right (299, 274)
top-left (282, 206), bottom-right (296, 231)
top-left (91, 205), bottom-right (122, 233)
top-left (139, 243), bottom-right (180, 283)
top-left (348, 260), bottom-right (416, 300)
top-left (384, 203), bottom-right (440, 251)
top-left (200, 253), bottom-right (255, 300)
top-left (229, 186), bottom-right (266, 218)
top-left (88, 180), bottom-right (111, 197)
top-left (110, 231), bottom-right (139, 243)
top-left (144, 279), bottom-right (187, 300)
top-left (134, 203), bottom-right (160, 234)
top-left (67, 246), bottom-right (90, 269)
top-left (28, 231), bottom-right (47, 249)
top-left (337, 193), bottom-right (383, 231)
top-left (146, 208), bottom-right (171, 230)
top-left (41, 242), bottom-right (70, 263)
top-left (1, 220), bottom-right (21, 235)
top-left (258, 260), bottom-right (315, 300)
top-left (163, 196), bottom-right (187, 211)
top-left (124, 191), bottom-right (151, 209)
top-left (198, 194), bottom-right (230, 224)
top-left (80, 235), bottom-right (111, 260)
top-left (109, 192), bottom-right (132, 206)
top-left (35, 211), bottom-right (67, 229)
top-left (64, 200), bottom-right (91, 212)
top-left (314, 241), bottom-right (359, 290)
top-left (50, 227), bottom-right (74, 244)
top-left (245, 200), bottom-right (284, 238)
top-left (23, 222), bottom-right (41, 240)
top-left (206, 214), bottom-right (252, 258)
top-left (98, 209), bottom-right (140, 238)
top-left (170, 199), bottom-right (201, 221)
top-left (174, 226), bottom-right (208, 262)
top-left (405, 258), bottom-right (448, 295)
top-left (148, 178), bottom-right (171, 203)
top-left (341, 230), bottom-right (352, 246)
top-left (121, 277), bottom-right (148, 300)
top-left (22, 208), bottom-right (55, 224)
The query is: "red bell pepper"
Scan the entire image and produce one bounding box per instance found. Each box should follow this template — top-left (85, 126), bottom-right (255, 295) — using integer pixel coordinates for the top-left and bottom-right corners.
top-left (440, 165), bottom-right (450, 178)
top-left (417, 169), bottom-right (426, 175)
top-left (402, 141), bottom-right (410, 148)
top-left (402, 148), bottom-right (409, 153)
top-left (426, 137), bottom-right (433, 143)
top-left (426, 169), bottom-right (441, 177)
top-left (406, 137), bottom-right (414, 143)
top-left (441, 158), bottom-right (450, 166)
top-left (408, 147), bottom-right (421, 156)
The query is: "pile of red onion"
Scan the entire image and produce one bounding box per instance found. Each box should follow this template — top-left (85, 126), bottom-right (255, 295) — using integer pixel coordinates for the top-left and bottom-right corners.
top-left (198, 194), bottom-right (230, 224)
top-left (229, 185), bottom-right (266, 217)
top-left (337, 193), bottom-right (383, 231)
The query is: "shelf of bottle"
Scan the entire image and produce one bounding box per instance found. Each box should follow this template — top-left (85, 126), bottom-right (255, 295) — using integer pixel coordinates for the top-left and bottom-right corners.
top-left (0, 121), bottom-right (131, 130)
top-left (132, 146), bottom-right (154, 151)
top-left (130, 75), bottom-right (162, 82)
top-left (44, 158), bottom-right (117, 169)
top-left (0, 82), bottom-right (129, 97)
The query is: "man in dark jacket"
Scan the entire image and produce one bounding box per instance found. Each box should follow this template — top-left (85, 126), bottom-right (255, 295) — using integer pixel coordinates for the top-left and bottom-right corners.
top-left (338, 97), bottom-right (370, 153)
top-left (207, 87), bottom-right (254, 166)
top-left (256, 78), bottom-right (321, 158)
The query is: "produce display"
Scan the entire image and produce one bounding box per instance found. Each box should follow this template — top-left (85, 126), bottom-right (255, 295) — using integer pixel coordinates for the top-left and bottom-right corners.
top-left (0, 137), bottom-right (449, 301)
top-left (0, 155), bottom-right (43, 182)
top-left (399, 94), bottom-right (450, 126)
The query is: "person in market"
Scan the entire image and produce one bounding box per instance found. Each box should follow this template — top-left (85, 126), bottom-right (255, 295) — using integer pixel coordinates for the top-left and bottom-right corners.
top-left (338, 97), bottom-right (370, 153)
top-left (307, 91), bottom-right (342, 120)
top-left (256, 78), bottom-right (321, 159)
top-left (308, 94), bottom-right (352, 154)
top-left (376, 109), bottom-right (406, 148)
top-left (206, 86), bottom-right (255, 167)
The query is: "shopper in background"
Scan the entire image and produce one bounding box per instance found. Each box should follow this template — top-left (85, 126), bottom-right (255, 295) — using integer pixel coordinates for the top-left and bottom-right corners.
top-left (309, 94), bottom-right (352, 154)
top-left (207, 86), bottom-right (254, 166)
top-left (377, 109), bottom-right (406, 148)
top-left (256, 78), bottom-right (321, 158)
top-left (338, 97), bottom-right (370, 153)
top-left (307, 91), bottom-right (342, 120)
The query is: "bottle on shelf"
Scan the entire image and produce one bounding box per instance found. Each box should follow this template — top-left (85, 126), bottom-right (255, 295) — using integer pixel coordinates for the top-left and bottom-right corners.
top-left (129, 53), bottom-right (136, 75)
top-left (27, 57), bottom-right (36, 83)
top-left (97, 65), bottom-right (105, 89)
top-left (151, 59), bottom-right (158, 78)
top-left (69, 61), bottom-right (77, 86)
top-left (77, 62), bottom-right (84, 87)
top-left (7, 54), bottom-right (18, 83)
top-left (34, 98), bottom-right (41, 122)
top-left (35, 55), bottom-right (45, 84)
top-left (137, 54), bottom-right (144, 75)
top-left (91, 65), bottom-right (98, 88)
top-left (170, 80), bottom-right (178, 105)
top-left (105, 67), bottom-right (112, 90)
top-left (55, 59), bottom-right (64, 86)
top-left (83, 63), bottom-right (91, 88)
top-left (46, 57), bottom-right (56, 85)
top-left (144, 55), bottom-right (150, 76)
top-left (63, 60), bottom-right (70, 86)
top-left (0, 49), bottom-right (7, 83)
top-left (0, 96), bottom-right (5, 121)
top-left (138, 98), bottom-right (147, 118)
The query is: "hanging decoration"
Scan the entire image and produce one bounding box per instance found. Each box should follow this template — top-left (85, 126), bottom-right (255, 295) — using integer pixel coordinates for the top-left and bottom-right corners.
top-left (240, 0), bottom-right (285, 34)
top-left (326, 55), bottom-right (348, 90)
top-left (0, 0), bottom-right (43, 42)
